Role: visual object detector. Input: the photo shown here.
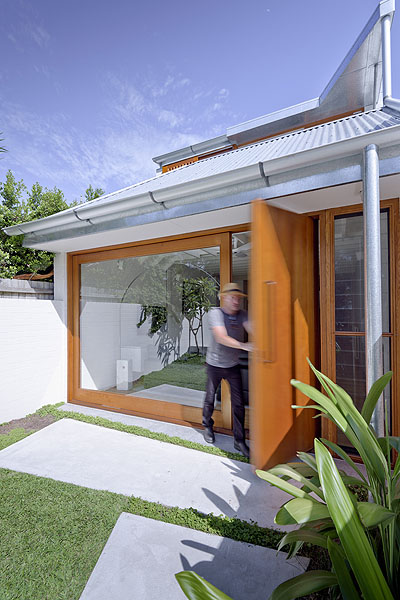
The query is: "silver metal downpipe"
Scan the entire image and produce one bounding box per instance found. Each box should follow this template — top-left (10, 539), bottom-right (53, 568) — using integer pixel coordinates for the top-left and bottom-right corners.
top-left (381, 11), bottom-right (400, 111)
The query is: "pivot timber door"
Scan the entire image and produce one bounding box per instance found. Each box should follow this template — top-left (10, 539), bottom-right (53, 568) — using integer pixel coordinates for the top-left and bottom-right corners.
top-left (250, 200), bottom-right (316, 470)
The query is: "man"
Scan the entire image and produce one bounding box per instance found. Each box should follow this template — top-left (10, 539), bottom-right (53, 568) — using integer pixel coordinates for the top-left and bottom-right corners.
top-left (202, 282), bottom-right (252, 457)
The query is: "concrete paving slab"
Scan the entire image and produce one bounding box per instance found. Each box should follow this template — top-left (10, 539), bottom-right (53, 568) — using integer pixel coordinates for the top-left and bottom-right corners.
top-left (129, 384), bottom-right (207, 408)
top-left (59, 403), bottom-right (236, 453)
top-left (80, 513), bottom-right (308, 600)
top-left (0, 419), bottom-right (291, 530)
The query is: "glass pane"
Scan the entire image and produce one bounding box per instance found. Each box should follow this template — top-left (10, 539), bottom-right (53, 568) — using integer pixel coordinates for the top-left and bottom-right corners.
top-left (334, 211), bottom-right (390, 332)
top-left (232, 231), bottom-right (250, 310)
top-left (80, 246), bottom-right (220, 410)
top-left (232, 231), bottom-right (250, 405)
top-left (336, 335), bottom-right (391, 446)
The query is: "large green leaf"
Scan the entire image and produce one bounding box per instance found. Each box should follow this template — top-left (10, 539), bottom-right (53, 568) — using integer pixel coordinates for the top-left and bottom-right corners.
top-left (296, 452), bottom-right (318, 472)
top-left (175, 571), bottom-right (233, 600)
top-left (394, 454), bottom-right (400, 480)
top-left (361, 372), bottom-right (392, 425)
top-left (315, 439), bottom-right (394, 600)
top-left (290, 380), bottom-right (349, 432)
top-left (275, 498), bottom-right (330, 525)
top-left (387, 436), bottom-right (400, 453)
top-left (291, 379), bottom-right (364, 453)
top-left (268, 464), bottom-right (324, 499)
top-left (320, 438), bottom-right (368, 484)
top-left (286, 461), bottom-right (316, 477)
top-left (345, 412), bottom-right (388, 487)
top-left (291, 404), bottom-right (328, 415)
top-left (278, 528), bottom-right (329, 551)
top-left (256, 470), bottom-right (319, 502)
top-left (356, 502), bottom-right (396, 528)
top-left (317, 374), bottom-right (388, 484)
top-left (268, 570), bottom-right (338, 600)
top-left (308, 361), bottom-right (353, 409)
top-left (302, 363), bottom-right (389, 485)
top-left (327, 537), bottom-right (361, 599)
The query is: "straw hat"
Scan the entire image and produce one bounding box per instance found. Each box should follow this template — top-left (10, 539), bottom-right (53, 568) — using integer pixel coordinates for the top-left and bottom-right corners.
top-left (220, 282), bottom-right (247, 297)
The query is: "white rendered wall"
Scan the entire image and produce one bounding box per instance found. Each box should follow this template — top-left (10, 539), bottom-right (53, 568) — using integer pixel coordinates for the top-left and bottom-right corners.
top-left (0, 253), bottom-right (68, 424)
top-left (0, 299), bottom-right (66, 423)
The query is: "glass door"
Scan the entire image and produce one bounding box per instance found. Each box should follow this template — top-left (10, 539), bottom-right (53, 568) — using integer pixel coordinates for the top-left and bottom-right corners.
top-left (319, 201), bottom-right (399, 449)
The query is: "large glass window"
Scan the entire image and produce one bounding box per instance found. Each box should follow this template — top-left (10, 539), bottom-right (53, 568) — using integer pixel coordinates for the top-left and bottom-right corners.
top-left (334, 210), bottom-right (391, 445)
top-left (80, 245), bottom-right (220, 409)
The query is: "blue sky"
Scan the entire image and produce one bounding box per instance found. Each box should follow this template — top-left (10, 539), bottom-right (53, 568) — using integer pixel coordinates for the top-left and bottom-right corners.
top-left (1, 0), bottom-right (399, 204)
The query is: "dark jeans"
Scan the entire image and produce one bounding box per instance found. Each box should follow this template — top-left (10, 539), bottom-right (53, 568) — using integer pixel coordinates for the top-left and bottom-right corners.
top-left (202, 363), bottom-right (245, 442)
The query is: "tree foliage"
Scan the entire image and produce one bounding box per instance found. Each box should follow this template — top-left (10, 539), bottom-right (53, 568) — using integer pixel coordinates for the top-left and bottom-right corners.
top-left (85, 185), bottom-right (104, 202)
top-left (181, 277), bottom-right (217, 354)
top-left (0, 170), bottom-right (100, 279)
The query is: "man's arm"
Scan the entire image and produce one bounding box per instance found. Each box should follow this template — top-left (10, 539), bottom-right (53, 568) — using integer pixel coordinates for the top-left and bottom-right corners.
top-left (212, 326), bottom-right (252, 351)
top-left (243, 320), bottom-right (252, 336)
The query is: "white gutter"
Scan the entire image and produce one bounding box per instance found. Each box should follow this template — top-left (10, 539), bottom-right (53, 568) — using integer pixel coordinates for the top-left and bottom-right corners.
top-left (4, 119), bottom-right (400, 238)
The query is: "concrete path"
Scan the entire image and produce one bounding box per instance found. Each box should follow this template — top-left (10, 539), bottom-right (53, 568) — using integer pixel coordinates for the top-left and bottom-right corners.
top-left (80, 513), bottom-right (308, 600)
top-left (0, 418), bottom-right (291, 530)
top-left (59, 403), bottom-right (235, 453)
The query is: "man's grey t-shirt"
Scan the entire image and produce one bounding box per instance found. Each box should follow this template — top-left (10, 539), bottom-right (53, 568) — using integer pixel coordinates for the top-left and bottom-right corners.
top-left (206, 307), bottom-right (248, 368)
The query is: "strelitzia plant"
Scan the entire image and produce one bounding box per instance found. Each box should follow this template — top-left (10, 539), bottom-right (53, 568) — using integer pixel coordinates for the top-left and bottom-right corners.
top-left (176, 362), bottom-right (400, 600)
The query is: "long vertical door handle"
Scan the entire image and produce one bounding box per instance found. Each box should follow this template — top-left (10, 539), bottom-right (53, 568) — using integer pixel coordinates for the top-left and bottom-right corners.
top-left (263, 280), bottom-right (276, 363)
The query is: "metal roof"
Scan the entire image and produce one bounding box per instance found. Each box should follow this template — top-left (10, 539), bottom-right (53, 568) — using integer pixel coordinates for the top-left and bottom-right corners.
top-left (80, 108), bottom-right (400, 205)
top-left (4, 106), bottom-right (400, 242)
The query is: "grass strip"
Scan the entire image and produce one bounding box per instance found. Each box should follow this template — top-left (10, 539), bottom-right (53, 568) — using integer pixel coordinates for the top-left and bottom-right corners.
top-left (0, 428), bottom-right (32, 450)
top-left (0, 468), bottom-right (283, 600)
top-left (34, 403), bottom-right (249, 463)
top-left (127, 496), bottom-right (283, 548)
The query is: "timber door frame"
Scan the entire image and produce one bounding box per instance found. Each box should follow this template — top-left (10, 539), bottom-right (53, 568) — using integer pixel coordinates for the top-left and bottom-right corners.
top-left (67, 224), bottom-right (250, 431)
top-left (317, 198), bottom-right (400, 444)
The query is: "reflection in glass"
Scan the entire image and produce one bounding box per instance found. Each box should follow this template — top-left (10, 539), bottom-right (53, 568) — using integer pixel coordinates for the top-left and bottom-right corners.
top-left (334, 211), bottom-right (390, 332)
top-left (336, 335), bottom-right (391, 446)
top-left (80, 246), bottom-right (220, 409)
top-left (232, 231), bottom-right (250, 404)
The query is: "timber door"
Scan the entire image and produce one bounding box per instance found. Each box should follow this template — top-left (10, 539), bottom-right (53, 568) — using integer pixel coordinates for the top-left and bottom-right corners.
top-left (250, 200), bottom-right (316, 470)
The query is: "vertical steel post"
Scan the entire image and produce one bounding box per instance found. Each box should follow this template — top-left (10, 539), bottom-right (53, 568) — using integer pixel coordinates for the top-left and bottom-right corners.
top-left (363, 144), bottom-right (384, 436)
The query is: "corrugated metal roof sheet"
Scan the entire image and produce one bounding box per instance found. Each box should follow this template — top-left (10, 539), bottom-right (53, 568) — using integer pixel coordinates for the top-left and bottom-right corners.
top-left (78, 108), bottom-right (400, 209)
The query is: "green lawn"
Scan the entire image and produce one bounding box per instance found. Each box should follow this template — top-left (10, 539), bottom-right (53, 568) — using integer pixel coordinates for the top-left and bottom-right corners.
top-left (0, 469), bottom-right (129, 600)
top-left (137, 353), bottom-right (207, 392)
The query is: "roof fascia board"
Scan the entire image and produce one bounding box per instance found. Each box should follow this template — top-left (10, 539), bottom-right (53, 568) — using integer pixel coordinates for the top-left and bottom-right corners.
top-left (21, 149), bottom-right (400, 251)
top-left (20, 169), bottom-right (356, 249)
